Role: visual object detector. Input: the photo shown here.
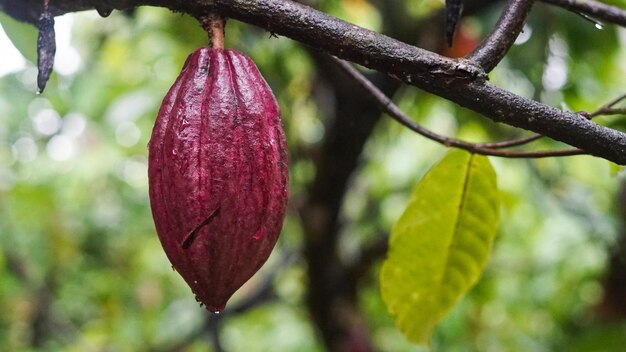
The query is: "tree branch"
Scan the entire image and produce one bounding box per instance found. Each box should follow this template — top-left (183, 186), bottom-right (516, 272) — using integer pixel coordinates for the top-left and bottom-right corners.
top-left (467, 0), bottom-right (535, 72)
top-left (2, 0), bottom-right (626, 164)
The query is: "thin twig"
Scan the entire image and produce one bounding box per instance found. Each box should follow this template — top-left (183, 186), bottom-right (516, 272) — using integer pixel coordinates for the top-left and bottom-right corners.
top-left (542, 0), bottom-right (626, 27)
top-left (486, 92), bottom-right (626, 148)
top-left (331, 56), bottom-right (585, 158)
top-left (589, 92), bottom-right (626, 118)
top-left (604, 92), bottom-right (626, 108)
top-left (477, 134), bottom-right (544, 149)
top-left (467, 0), bottom-right (535, 72)
top-left (595, 108), bottom-right (626, 116)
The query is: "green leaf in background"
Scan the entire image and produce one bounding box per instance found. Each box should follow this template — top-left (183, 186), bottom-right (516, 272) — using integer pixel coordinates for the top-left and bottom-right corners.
top-left (380, 149), bottom-right (499, 346)
top-left (0, 12), bottom-right (38, 63)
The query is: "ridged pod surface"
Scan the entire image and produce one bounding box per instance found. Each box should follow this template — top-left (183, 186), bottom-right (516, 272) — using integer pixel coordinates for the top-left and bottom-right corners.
top-left (148, 48), bottom-right (288, 313)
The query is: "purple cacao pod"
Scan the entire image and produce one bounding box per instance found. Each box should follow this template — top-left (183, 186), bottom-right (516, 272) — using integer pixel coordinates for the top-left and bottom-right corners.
top-left (148, 48), bottom-right (288, 313)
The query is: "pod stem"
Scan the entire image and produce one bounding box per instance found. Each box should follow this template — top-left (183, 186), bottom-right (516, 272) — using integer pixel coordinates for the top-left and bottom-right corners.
top-left (200, 14), bottom-right (226, 49)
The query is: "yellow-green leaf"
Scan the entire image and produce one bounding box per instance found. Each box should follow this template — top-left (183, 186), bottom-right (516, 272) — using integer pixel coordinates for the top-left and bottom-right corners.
top-left (380, 149), bottom-right (499, 346)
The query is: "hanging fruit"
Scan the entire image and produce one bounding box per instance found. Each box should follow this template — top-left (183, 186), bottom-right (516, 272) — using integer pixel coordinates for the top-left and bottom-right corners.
top-left (148, 15), bottom-right (289, 313)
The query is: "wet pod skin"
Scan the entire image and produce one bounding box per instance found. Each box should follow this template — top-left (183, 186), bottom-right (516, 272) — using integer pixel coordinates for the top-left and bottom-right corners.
top-left (148, 48), bottom-right (289, 313)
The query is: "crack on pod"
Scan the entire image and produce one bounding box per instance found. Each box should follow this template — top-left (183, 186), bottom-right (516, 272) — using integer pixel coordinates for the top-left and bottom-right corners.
top-left (181, 206), bottom-right (221, 249)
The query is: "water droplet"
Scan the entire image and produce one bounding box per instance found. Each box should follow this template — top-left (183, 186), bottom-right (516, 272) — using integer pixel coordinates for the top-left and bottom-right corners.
top-left (576, 11), bottom-right (603, 30)
top-left (211, 304), bottom-right (225, 314)
top-left (193, 280), bottom-right (198, 284)
top-left (253, 229), bottom-right (263, 240)
top-left (96, 6), bottom-right (112, 17)
top-left (170, 149), bottom-right (177, 160)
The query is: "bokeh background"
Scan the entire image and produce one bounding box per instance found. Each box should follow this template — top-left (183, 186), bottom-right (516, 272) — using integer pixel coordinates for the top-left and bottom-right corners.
top-left (1, 0), bottom-right (626, 351)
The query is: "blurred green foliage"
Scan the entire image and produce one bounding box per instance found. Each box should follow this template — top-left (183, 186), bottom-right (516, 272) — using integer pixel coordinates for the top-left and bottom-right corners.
top-left (0, 1), bottom-right (625, 351)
